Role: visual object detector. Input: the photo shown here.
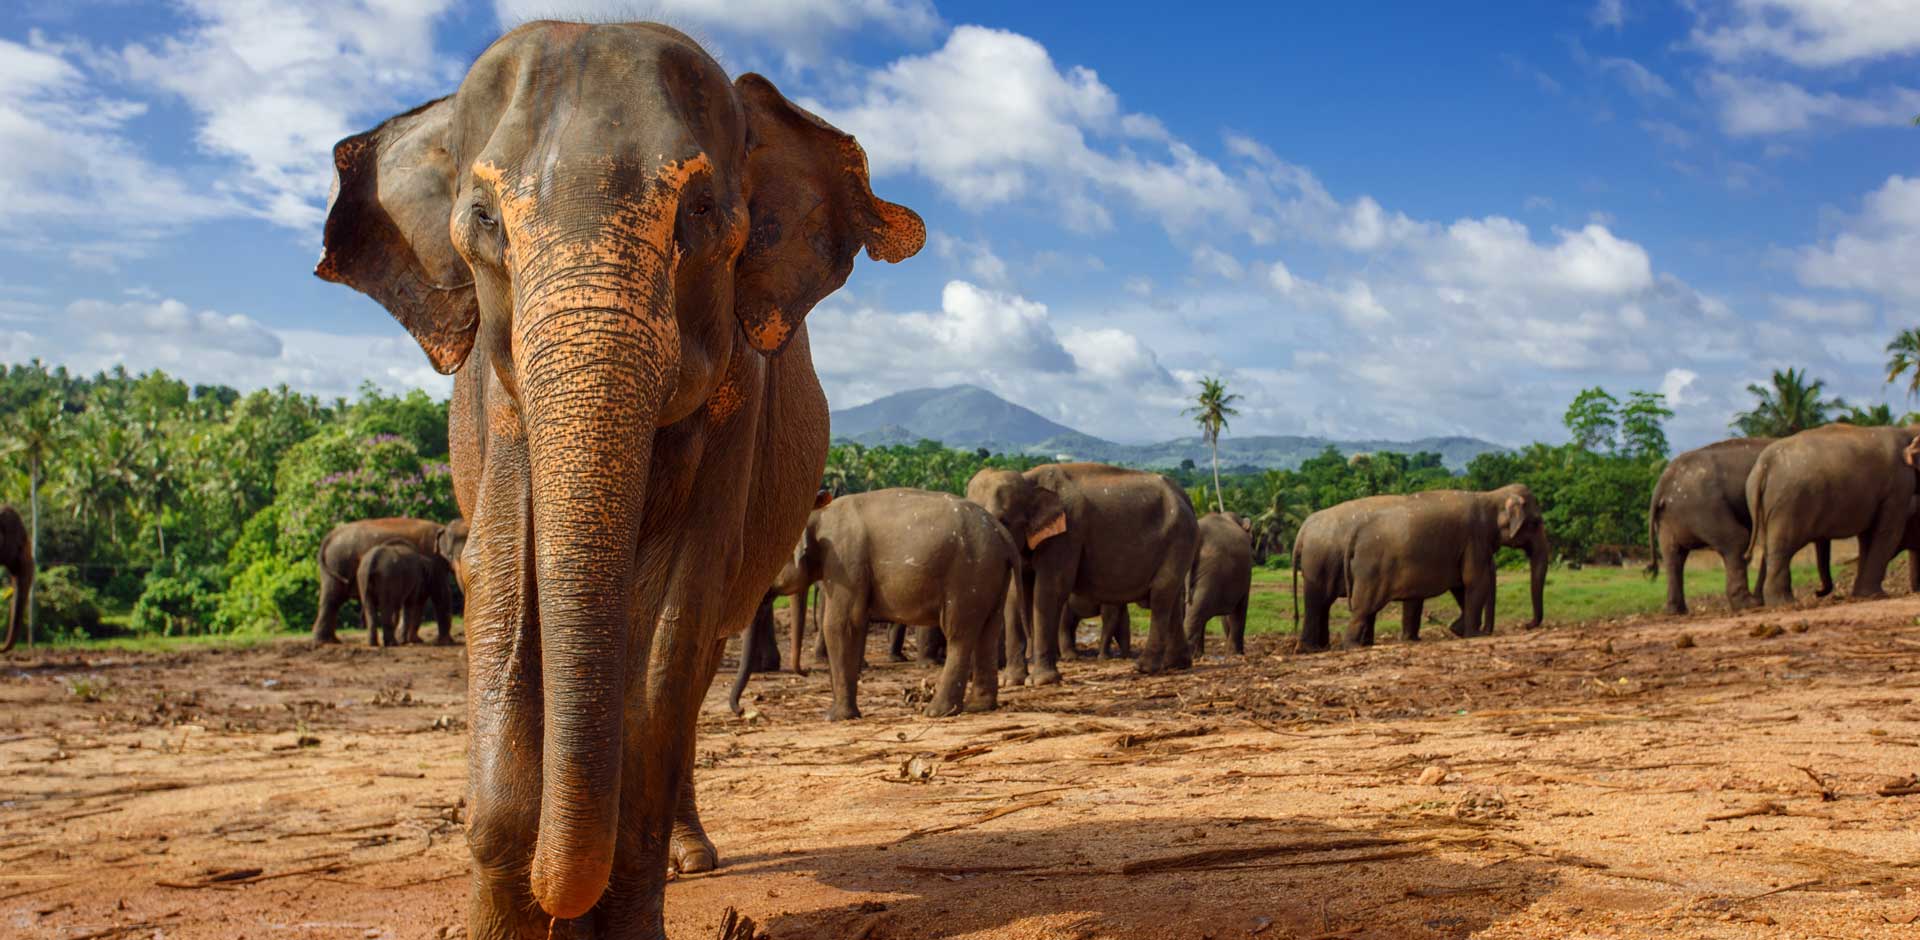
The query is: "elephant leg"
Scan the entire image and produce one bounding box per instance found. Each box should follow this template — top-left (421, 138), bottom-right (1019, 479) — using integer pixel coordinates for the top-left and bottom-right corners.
top-left (810, 586), bottom-right (829, 665)
top-left (822, 592), bottom-right (865, 721)
top-left (668, 639), bottom-right (724, 876)
top-left (916, 624), bottom-right (946, 665)
top-left (403, 598), bottom-right (426, 645)
top-left (1001, 576), bottom-right (1029, 687)
top-left (431, 569), bottom-right (455, 645)
top-left (885, 622), bottom-right (908, 662)
top-left (1461, 556), bottom-right (1495, 638)
top-left (1028, 574), bottom-right (1067, 686)
top-left (1345, 602), bottom-right (1380, 648)
top-left (1815, 539), bottom-right (1835, 597)
top-left (1401, 598), bottom-right (1423, 642)
top-left (728, 626), bottom-right (756, 717)
top-left (963, 604), bottom-right (1001, 714)
top-left (312, 573), bottom-right (349, 645)
top-left (1662, 542), bottom-right (1691, 614)
top-left (1101, 604), bottom-right (1131, 659)
top-left (1227, 595), bottom-right (1248, 655)
top-left (1717, 541), bottom-right (1760, 611)
top-left (1853, 500), bottom-right (1907, 600)
top-left (1138, 579), bottom-right (1192, 674)
top-left (926, 610), bottom-right (971, 718)
top-left (1298, 581), bottom-right (1333, 653)
top-left (1445, 586), bottom-right (1469, 637)
top-left (1184, 591), bottom-right (1211, 659)
top-left (1760, 530), bottom-right (1799, 606)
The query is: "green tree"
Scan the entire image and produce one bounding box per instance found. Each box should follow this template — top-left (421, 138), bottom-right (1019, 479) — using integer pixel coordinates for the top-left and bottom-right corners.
top-left (1886, 328), bottom-right (1920, 400)
top-left (1618, 391), bottom-right (1674, 460)
top-left (2, 394), bottom-right (68, 646)
top-left (1733, 368), bottom-right (1838, 437)
top-left (1563, 387), bottom-right (1619, 452)
top-left (1183, 376), bottom-right (1242, 513)
top-left (1842, 402), bottom-right (1897, 426)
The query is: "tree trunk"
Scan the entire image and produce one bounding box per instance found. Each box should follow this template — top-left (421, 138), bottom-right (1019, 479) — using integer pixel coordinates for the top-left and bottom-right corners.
top-left (1209, 436), bottom-right (1224, 514)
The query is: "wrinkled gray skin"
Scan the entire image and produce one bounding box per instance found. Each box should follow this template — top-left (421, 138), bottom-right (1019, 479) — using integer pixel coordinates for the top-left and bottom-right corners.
top-left (1650, 437), bottom-right (1831, 614)
top-left (1186, 511), bottom-right (1254, 656)
top-left (969, 463), bottom-right (1198, 682)
top-left (783, 488), bottom-right (1012, 720)
top-left (1293, 485), bottom-right (1549, 650)
top-left (1748, 424), bottom-right (1920, 606)
top-left (357, 542), bottom-right (435, 647)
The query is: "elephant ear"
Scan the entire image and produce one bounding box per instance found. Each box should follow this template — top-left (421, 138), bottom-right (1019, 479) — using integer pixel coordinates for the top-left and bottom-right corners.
top-left (732, 74), bottom-right (925, 355)
top-left (814, 488), bottom-right (834, 509)
top-left (315, 96), bottom-right (476, 374)
top-left (1027, 487), bottom-right (1069, 551)
top-left (1905, 436), bottom-right (1920, 469)
top-left (1499, 495), bottom-right (1527, 543)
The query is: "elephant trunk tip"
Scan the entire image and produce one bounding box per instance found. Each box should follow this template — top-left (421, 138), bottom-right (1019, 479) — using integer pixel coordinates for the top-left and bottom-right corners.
top-left (530, 843), bottom-right (614, 921)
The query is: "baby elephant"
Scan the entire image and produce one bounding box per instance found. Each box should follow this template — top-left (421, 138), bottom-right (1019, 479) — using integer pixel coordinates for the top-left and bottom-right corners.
top-left (358, 542), bottom-right (435, 648)
top-left (787, 488), bottom-right (1015, 721)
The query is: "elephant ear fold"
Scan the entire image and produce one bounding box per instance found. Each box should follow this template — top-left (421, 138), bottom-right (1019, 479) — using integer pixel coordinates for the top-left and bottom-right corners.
top-left (315, 96), bottom-right (477, 374)
top-left (1905, 437), bottom-right (1920, 469)
top-left (732, 73), bottom-right (925, 355)
top-left (1499, 496), bottom-right (1526, 542)
top-left (814, 488), bottom-right (834, 509)
top-left (1028, 488), bottom-right (1068, 551)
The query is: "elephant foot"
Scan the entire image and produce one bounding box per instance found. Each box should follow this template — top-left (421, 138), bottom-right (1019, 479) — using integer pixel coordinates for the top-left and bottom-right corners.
top-left (434, 635), bottom-right (454, 647)
top-left (963, 694), bottom-right (998, 713)
top-left (1663, 603), bottom-right (1688, 616)
top-left (311, 633), bottom-right (341, 647)
top-left (1446, 620), bottom-right (1468, 639)
top-left (1000, 666), bottom-right (1029, 688)
top-left (669, 826), bottom-right (719, 875)
top-left (925, 698), bottom-right (963, 718)
top-left (826, 704), bottom-right (862, 722)
top-left (887, 652), bottom-right (910, 663)
top-left (1028, 666), bottom-right (1063, 686)
top-left (1135, 649), bottom-right (1188, 674)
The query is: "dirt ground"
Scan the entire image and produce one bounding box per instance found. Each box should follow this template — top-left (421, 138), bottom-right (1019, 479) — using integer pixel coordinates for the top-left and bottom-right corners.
top-left (5, 591), bottom-right (1920, 940)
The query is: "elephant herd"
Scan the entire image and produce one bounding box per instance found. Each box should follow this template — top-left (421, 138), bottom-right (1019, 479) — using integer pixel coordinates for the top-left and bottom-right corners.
top-left (310, 516), bottom-right (468, 648)
top-left (1651, 423), bottom-right (1920, 613)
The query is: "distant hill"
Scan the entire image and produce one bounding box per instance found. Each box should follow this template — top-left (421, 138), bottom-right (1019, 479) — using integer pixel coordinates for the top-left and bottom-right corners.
top-left (830, 385), bottom-right (1506, 471)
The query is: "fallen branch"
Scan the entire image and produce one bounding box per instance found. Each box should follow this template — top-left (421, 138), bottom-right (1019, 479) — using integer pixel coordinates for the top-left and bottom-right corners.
top-left (1707, 801), bottom-right (1787, 822)
top-left (895, 797), bottom-right (1059, 843)
top-left (1121, 837), bottom-right (1405, 875)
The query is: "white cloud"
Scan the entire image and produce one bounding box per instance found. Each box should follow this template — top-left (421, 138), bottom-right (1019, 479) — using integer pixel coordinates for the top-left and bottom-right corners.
top-left (1591, 0), bottom-right (1626, 29)
top-left (1692, 0), bottom-right (1920, 68)
top-left (1189, 245), bottom-right (1244, 280)
top-left (1423, 219), bottom-right (1654, 295)
top-left (1703, 71), bottom-right (1920, 135)
top-left (1772, 294), bottom-right (1874, 326)
top-left (1595, 56), bottom-right (1673, 98)
top-left (119, 0), bottom-right (458, 231)
top-left (1659, 368), bottom-right (1699, 406)
top-left (494, 0), bottom-right (941, 61)
top-left (2, 295), bottom-right (446, 399)
top-left (1796, 175), bottom-right (1920, 301)
top-left (1266, 260), bottom-right (1297, 294)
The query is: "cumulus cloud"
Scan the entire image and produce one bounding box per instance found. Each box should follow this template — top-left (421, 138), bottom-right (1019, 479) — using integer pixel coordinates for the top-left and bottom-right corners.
top-left (1691, 0), bottom-right (1920, 68)
top-left (1772, 294), bottom-right (1874, 327)
top-left (1660, 368), bottom-right (1699, 406)
top-left (1702, 71), bottom-right (1920, 135)
top-left (1796, 175), bottom-right (1920, 301)
top-left (1591, 0), bottom-right (1627, 30)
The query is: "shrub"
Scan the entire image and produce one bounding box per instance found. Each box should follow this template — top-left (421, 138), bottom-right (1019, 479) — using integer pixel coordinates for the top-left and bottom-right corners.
top-left (130, 565), bottom-right (222, 635)
top-left (2, 565), bottom-right (107, 640)
top-left (212, 556), bottom-right (313, 634)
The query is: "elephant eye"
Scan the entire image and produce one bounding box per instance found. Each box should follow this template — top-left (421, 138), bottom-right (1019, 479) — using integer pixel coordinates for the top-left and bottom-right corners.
top-left (472, 204), bottom-right (497, 228)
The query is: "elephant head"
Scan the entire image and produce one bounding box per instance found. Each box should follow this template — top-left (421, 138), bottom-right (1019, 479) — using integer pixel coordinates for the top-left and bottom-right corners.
top-left (1493, 483), bottom-right (1549, 630)
top-left (315, 23), bottom-right (922, 921)
top-left (780, 489), bottom-right (833, 673)
top-left (965, 469), bottom-right (1068, 554)
top-left (436, 519), bottom-right (469, 591)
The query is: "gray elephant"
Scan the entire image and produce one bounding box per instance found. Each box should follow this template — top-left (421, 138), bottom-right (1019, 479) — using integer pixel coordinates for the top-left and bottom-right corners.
top-left (312, 517), bottom-right (465, 645)
top-left (782, 488), bottom-right (1012, 720)
top-left (968, 463), bottom-right (1199, 681)
top-left (0, 506), bottom-right (33, 653)
top-left (1062, 595), bottom-right (1132, 659)
top-left (1186, 511), bottom-right (1254, 656)
top-left (1748, 424), bottom-right (1920, 605)
top-left (358, 542), bottom-right (435, 647)
top-left (1293, 484), bottom-right (1549, 650)
top-left (1650, 437), bottom-right (1832, 614)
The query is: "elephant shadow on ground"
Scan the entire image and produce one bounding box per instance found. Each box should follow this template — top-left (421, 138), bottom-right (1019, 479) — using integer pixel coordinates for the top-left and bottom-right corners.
top-left (699, 815), bottom-right (1561, 940)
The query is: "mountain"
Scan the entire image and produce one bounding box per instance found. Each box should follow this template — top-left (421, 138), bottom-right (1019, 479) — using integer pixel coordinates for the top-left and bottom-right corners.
top-left (830, 385), bottom-right (1506, 471)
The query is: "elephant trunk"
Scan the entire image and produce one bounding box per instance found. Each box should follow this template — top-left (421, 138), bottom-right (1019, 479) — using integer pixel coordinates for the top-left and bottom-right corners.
top-left (518, 274), bottom-right (673, 921)
top-left (1525, 528), bottom-right (1548, 630)
top-left (1, 547), bottom-right (31, 654)
top-left (790, 587), bottom-right (811, 676)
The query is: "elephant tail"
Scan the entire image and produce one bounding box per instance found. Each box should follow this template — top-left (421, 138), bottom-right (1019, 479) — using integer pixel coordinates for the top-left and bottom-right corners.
top-left (1646, 495), bottom-right (1663, 581)
top-left (1746, 459), bottom-right (1770, 568)
top-left (316, 529), bottom-right (347, 584)
top-left (1290, 531), bottom-right (1301, 631)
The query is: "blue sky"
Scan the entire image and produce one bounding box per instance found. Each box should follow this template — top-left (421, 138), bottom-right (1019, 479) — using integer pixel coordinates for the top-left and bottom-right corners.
top-left (2, 1), bottom-right (1918, 449)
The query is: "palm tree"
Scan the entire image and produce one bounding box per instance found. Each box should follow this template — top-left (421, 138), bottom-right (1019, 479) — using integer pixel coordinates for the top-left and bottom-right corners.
top-left (1184, 377), bottom-right (1242, 513)
top-left (1842, 402), bottom-right (1897, 426)
top-left (1732, 368), bottom-right (1838, 438)
top-left (1887, 328), bottom-right (1920, 400)
top-left (2, 395), bottom-right (67, 647)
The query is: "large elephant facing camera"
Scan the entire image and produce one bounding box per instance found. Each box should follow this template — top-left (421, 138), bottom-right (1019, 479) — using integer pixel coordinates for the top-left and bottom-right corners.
top-left (968, 463), bottom-right (1199, 681)
top-left (314, 19), bottom-right (923, 939)
top-left (1293, 485), bottom-right (1548, 650)
top-left (1747, 424), bottom-right (1920, 606)
top-left (311, 517), bottom-right (465, 645)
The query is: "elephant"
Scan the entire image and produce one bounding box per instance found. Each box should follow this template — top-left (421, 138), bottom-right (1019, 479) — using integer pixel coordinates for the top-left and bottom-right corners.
top-left (311, 517), bottom-right (464, 646)
top-left (777, 488), bottom-right (1011, 721)
top-left (357, 542), bottom-right (435, 647)
top-left (1292, 484), bottom-right (1549, 650)
top-left (0, 505), bottom-right (34, 653)
top-left (1064, 595), bottom-right (1132, 658)
top-left (1747, 424), bottom-right (1920, 606)
top-left (1186, 511), bottom-right (1254, 656)
top-left (968, 463), bottom-right (1199, 681)
top-left (1649, 437), bottom-right (1832, 614)
top-left (313, 20), bottom-right (923, 937)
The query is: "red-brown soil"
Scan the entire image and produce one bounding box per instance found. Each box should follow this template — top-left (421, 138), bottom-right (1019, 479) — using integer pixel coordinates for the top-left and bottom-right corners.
top-left (6, 594), bottom-right (1920, 939)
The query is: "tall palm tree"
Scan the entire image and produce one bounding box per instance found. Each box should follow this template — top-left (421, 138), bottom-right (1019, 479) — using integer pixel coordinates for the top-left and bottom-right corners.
top-left (1732, 368), bottom-right (1838, 438)
top-left (1887, 328), bottom-right (1920, 400)
top-left (1184, 377), bottom-right (1242, 513)
top-left (3, 395), bottom-right (67, 647)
